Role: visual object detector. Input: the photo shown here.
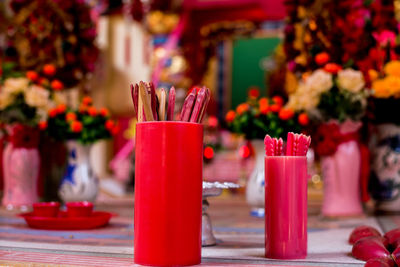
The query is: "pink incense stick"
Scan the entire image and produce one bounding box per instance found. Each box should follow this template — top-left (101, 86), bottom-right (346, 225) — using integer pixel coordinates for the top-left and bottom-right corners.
top-left (264, 135), bottom-right (274, 156)
top-left (276, 138), bottom-right (283, 156)
top-left (286, 132), bottom-right (294, 156)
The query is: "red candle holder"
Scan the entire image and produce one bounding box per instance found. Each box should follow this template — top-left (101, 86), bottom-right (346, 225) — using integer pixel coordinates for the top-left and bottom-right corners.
top-left (66, 201), bottom-right (93, 217)
top-left (265, 156), bottom-right (308, 259)
top-left (32, 202), bottom-right (60, 217)
top-left (134, 121), bottom-right (203, 266)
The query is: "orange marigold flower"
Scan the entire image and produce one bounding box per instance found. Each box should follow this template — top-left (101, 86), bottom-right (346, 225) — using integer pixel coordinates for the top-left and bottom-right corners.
top-left (51, 80), bottom-right (64, 91)
top-left (82, 96), bottom-right (92, 106)
top-left (225, 110), bottom-right (236, 122)
top-left (38, 121), bottom-right (48, 130)
top-left (298, 113), bottom-right (309, 126)
top-left (48, 108), bottom-right (58, 118)
top-left (88, 107), bottom-right (97, 116)
top-left (258, 97), bottom-right (268, 106)
top-left (236, 103), bottom-right (249, 115)
top-left (278, 108), bottom-right (295, 120)
top-left (79, 104), bottom-right (87, 113)
top-left (56, 104), bottom-right (67, 113)
top-left (43, 64), bottom-right (56, 76)
top-left (66, 112), bottom-right (77, 122)
top-left (99, 107), bottom-right (109, 117)
top-left (26, 71), bottom-right (39, 81)
top-left (70, 121), bottom-right (83, 133)
top-left (259, 103), bottom-right (269, 115)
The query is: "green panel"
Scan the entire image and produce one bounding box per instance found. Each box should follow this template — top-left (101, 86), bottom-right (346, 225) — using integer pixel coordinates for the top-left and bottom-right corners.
top-left (231, 37), bottom-right (281, 108)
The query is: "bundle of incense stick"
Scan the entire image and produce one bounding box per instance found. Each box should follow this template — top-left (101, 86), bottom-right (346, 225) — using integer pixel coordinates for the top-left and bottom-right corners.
top-left (130, 82), bottom-right (210, 123)
top-left (264, 132), bottom-right (311, 156)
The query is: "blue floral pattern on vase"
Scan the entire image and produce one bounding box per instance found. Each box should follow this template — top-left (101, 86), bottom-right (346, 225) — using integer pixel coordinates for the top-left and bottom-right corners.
top-left (59, 141), bottom-right (98, 203)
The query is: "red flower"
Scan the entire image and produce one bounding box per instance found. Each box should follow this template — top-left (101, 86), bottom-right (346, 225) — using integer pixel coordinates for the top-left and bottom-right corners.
top-left (56, 104), bottom-right (67, 113)
top-left (323, 63), bottom-right (342, 74)
top-left (315, 52), bottom-right (330, 65)
top-left (82, 96), bottom-right (92, 106)
top-left (298, 113), bottom-right (309, 126)
top-left (248, 87), bottom-right (260, 98)
top-left (88, 107), bottom-right (97, 116)
top-left (105, 120), bottom-right (114, 131)
top-left (70, 121), bottom-right (83, 133)
top-left (48, 108), bottom-right (58, 118)
top-left (269, 104), bottom-right (281, 113)
top-left (26, 71), bottom-right (39, 81)
top-left (313, 123), bottom-right (342, 156)
top-left (38, 121), bottom-right (48, 130)
top-left (9, 124), bottom-right (39, 148)
top-left (278, 108), bottom-right (294, 120)
top-left (43, 64), bottom-right (56, 76)
top-left (204, 146), bottom-right (214, 159)
top-left (66, 112), bottom-right (77, 122)
top-left (99, 108), bottom-right (109, 117)
top-left (272, 96), bottom-right (284, 106)
top-left (51, 80), bottom-right (64, 91)
top-left (225, 110), bottom-right (236, 123)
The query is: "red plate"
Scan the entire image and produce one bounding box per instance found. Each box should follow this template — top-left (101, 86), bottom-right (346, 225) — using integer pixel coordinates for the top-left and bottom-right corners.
top-left (20, 211), bottom-right (112, 230)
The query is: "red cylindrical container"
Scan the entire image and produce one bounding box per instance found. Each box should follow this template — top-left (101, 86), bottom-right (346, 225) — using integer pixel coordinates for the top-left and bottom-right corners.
top-left (134, 121), bottom-right (203, 266)
top-left (265, 156), bottom-right (307, 259)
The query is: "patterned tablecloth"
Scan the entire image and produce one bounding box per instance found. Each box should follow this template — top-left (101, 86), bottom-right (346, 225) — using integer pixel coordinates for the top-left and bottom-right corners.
top-left (0, 193), bottom-right (395, 267)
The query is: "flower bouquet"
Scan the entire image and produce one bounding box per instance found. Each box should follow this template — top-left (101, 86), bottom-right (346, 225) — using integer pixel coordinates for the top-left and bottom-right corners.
top-left (286, 65), bottom-right (369, 217)
top-left (0, 65), bottom-right (63, 208)
top-left (225, 90), bottom-right (307, 140)
top-left (43, 96), bottom-right (119, 203)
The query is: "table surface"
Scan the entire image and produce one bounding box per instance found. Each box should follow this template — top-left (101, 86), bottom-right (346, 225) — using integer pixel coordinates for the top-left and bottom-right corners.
top-left (0, 192), bottom-right (397, 267)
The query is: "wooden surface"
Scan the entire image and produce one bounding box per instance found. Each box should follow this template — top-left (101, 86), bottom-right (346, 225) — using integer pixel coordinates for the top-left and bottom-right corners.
top-left (0, 192), bottom-right (397, 266)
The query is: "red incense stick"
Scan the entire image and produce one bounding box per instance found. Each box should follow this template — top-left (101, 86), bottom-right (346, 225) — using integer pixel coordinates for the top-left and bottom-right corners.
top-left (167, 87), bottom-right (175, 121)
top-left (180, 91), bottom-right (197, 122)
top-left (190, 87), bottom-right (206, 123)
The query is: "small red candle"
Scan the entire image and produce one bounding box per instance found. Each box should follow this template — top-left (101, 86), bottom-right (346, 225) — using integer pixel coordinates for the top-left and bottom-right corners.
top-left (32, 202), bottom-right (60, 217)
top-left (66, 201), bottom-right (94, 217)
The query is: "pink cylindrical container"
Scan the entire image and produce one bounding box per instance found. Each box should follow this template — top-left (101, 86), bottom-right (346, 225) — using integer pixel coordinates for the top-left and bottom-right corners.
top-left (265, 156), bottom-right (307, 259)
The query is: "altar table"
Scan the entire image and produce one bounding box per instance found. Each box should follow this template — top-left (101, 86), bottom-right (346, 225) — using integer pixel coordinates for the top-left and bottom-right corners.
top-left (0, 193), bottom-right (395, 266)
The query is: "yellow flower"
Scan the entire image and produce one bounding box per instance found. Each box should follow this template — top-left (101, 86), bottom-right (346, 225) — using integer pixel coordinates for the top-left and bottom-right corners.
top-left (385, 76), bottom-right (400, 96)
top-left (337, 69), bottom-right (365, 93)
top-left (24, 85), bottom-right (50, 108)
top-left (384, 61), bottom-right (400, 77)
top-left (372, 78), bottom-right (391, 98)
top-left (285, 71), bottom-right (298, 95)
top-left (3, 77), bottom-right (29, 95)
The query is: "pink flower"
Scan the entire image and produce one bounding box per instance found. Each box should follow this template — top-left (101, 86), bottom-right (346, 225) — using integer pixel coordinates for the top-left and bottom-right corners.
top-left (373, 30), bottom-right (396, 47)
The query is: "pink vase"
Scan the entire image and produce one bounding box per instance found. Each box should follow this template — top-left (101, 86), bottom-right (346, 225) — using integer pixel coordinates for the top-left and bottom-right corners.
top-left (321, 120), bottom-right (363, 217)
top-left (2, 125), bottom-right (40, 209)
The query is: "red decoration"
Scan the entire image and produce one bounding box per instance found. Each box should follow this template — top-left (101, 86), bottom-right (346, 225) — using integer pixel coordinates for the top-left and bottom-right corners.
top-left (204, 146), bottom-right (214, 159)
top-left (43, 64), bottom-right (56, 76)
top-left (9, 125), bottom-right (40, 148)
